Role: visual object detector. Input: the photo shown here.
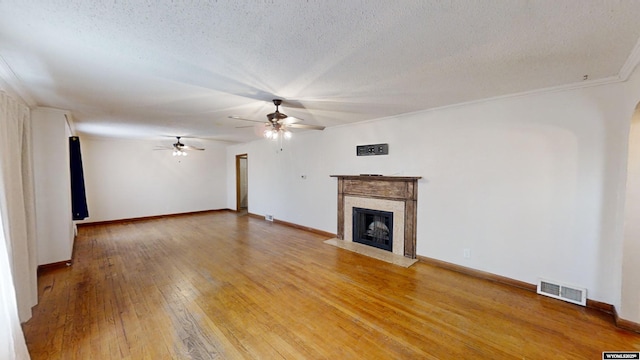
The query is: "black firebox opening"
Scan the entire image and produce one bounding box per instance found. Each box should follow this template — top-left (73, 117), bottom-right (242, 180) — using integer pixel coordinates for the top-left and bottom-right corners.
top-left (352, 207), bottom-right (393, 251)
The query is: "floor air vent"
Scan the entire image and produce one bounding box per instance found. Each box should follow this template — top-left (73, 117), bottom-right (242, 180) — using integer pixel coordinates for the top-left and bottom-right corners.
top-left (537, 279), bottom-right (587, 306)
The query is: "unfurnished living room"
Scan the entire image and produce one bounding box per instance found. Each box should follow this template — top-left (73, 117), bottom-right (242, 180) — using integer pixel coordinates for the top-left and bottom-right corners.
top-left (2, 1), bottom-right (640, 359)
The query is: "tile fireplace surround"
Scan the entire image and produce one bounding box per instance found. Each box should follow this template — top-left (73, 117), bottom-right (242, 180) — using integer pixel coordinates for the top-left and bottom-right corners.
top-left (330, 175), bottom-right (421, 259)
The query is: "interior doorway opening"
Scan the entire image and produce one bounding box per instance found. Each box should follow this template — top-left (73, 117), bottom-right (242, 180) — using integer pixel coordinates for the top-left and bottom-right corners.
top-left (235, 154), bottom-right (248, 212)
top-left (620, 104), bottom-right (640, 323)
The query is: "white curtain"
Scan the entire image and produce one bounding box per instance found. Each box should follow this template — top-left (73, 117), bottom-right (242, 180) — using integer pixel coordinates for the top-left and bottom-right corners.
top-left (0, 219), bottom-right (30, 359)
top-left (0, 90), bottom-right (36, 359)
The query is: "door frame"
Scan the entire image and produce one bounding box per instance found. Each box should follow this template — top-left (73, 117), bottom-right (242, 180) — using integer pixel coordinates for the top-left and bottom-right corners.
top-left (235, 153), bottom-right (248, 211)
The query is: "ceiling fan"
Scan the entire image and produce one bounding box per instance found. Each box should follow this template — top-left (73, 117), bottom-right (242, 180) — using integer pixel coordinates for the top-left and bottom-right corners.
top-left (155, 136), bottom-right (205, 156)
top-left (229, 99), bottom-right (325, 139)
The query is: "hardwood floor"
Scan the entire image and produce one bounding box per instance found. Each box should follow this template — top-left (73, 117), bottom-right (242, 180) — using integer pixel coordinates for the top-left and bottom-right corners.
top-left (23, 211), bottom-right (640, 359)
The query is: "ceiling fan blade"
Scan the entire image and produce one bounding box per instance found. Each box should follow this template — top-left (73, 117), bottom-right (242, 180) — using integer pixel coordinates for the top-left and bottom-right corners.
top-left (280, 99), bottom-right (307, 109)
top-left (287, 123), bottom-right (325, 130)
top-left (181, 145), bottom-right (205, 151)
top-left (228, 115), bottom-right (265, 123)
top-left (162, 135), bottom-right (196, 138)
top-left (282, 116), bottom-right (303, 124)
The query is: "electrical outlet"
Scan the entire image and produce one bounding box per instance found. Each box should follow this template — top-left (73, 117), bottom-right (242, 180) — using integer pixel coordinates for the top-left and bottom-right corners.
top-left (265, 214), bottom-right (274, 222)
top-left (463, 248), bottom-right (471, 258)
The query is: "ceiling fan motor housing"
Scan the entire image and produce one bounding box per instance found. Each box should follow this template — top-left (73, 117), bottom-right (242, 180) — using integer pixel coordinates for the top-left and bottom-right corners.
top-left (230, 98), bottom-right (325, 132)
top-left (267, 99), bottom-right (288, 123)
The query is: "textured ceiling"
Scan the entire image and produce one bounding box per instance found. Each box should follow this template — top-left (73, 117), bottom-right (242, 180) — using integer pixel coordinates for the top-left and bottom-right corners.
top-left (2, 1), bottom-right (640, 143)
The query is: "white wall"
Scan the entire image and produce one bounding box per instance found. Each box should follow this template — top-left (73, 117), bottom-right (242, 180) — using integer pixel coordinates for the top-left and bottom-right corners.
top-left (31, 107), bottom-right (74, 265)
top-left (80, 137), bottom-right (228, 223)
top-left (226, 80), bottom-right (638, 312)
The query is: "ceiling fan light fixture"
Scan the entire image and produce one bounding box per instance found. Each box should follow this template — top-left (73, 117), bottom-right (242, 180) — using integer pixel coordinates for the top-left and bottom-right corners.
top-left (263, 126), bottom-right (292, 141)
top-left (159, 137), bottom-right (202, 156)
top-left (232, 99), bottom-right (323, 144)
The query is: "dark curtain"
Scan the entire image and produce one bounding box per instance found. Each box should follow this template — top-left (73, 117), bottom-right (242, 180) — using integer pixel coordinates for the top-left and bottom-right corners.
top-left (69, 136), bottom-right (89, 220)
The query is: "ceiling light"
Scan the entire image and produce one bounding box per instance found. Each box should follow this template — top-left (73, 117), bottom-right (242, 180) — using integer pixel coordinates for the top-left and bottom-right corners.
top-left (263, 126), bottom-right (293, 141)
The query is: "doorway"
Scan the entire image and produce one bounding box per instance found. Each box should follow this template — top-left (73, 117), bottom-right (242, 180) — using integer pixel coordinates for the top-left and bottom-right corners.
top-left (235, 154), bottom-right (248, 212)
top-left (620, 104), bottom-right (640, 323)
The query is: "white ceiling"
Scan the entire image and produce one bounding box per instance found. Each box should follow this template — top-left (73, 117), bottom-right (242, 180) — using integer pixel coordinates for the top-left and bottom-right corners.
top-left (2, 1), bottom-right (640, 143)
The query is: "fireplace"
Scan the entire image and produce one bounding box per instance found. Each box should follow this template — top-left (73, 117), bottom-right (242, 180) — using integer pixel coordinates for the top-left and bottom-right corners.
top-left (353, 207), bottom-right (393, 251)
top-left (331, 175), bottom-right (421, 259)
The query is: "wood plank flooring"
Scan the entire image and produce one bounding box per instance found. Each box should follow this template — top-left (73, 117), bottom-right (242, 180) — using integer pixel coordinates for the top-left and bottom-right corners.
top-left (23, 211), bottom-right (640, 359)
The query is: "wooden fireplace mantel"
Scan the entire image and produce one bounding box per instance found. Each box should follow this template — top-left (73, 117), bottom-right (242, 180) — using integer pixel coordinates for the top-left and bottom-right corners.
top-left (329, 175), bottom-right (422, 181)
top-left (330, 175), bottom-right (421, 259)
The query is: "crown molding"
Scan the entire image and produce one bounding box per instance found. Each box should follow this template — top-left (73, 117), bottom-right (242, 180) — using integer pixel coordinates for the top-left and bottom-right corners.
top-left (332, 74), bottom-right (625, 131)
top-left (64, 112), bottom-right (77, 136)
top-left (0, 54), bottom-right (36, 107)
top-left (619, 36), bottom-right (640, 81)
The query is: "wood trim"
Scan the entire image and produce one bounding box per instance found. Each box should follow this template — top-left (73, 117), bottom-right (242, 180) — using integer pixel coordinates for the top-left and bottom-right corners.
top-left (417, 255), bottom-right (536, 292)
top-left (273, 219), bottom-right (336, 238)
top-left (587, 299), bottom-right (615, 315)
top-left (336, 177), bottom-right (344, 240)
top-left (615, 310), bottom-right (640, 333)
top-left (235, 154), bottom-right (241, 211)
top-left (70, 224), bottom-right (78, 265)
top-left (247, 212), bottom-right (336, 238)
top-left (330, 175), bottom-right (422, 181)
top-left (37, 260), bottom-right (71, 274)
top-left (417, 255), bottom-right (640, 333)
top-left (235, 153), bottom-right (247, 211)
top-left (77, 209), bottom-right (231, 227)
top-left (404, 197), bottom-right (417, 258)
